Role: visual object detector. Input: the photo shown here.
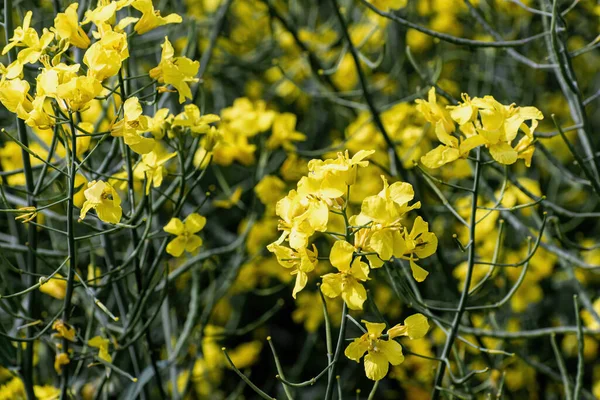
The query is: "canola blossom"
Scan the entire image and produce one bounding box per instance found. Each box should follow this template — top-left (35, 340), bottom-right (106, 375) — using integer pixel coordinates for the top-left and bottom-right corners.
top-left (0, 1), bottom-right (598, 399)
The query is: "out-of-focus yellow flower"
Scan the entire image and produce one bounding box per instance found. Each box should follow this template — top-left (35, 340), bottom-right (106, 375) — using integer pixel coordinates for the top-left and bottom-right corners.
top-left (367, 0), bottom-right (407, 11)
top-left (149, 37), bottom-right (199, 103)
top-left (266, 113), bottom-right (306, 151)
top-left (213, 187), bottom-right (243, 209)
top-left (73, 174), bottom-right (88, 208)
top-left (79, 180), bottom-right (123, 224)
top-left (54, 3), bottom-right (90, 49)
top-left (164, 213), bottom-right (207, 257)
top-left (320, 240), bottom-right (369, 310)
top-left (54, 353), bottom-right (70, 375)
top-left (255, 175), bottom-right (286, 206)
top-left (52, 320), bottom-right (77, 342)
top-left (345, 320), bottom-right (405, 380)
top-left (88, 336), bottom-right (112, 363)
top-left (39, 274), bottom-right (67, 299)
top-left (220, 97), bottom-right (275, 136)
top-left (132, 0), bottom-right (182, 35)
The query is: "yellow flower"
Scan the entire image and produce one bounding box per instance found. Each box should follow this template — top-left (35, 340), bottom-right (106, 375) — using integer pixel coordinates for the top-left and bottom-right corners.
top-left (53, 3), bottom-right (90, 49)
top-left (300, 150), bottom-right (375, 198)
top-left (344, 320), bottom-right (404, 380)
top-left (255, 175), bottom-right (286, 206)
top-left (54, 353), bottom-right (70, 375)
top-left (274, 189), bottom-right (329, 250)
top-left (39, 274), bottom-right (67, 299)
top-left (403, 217), bottom-right (438, 282)
top-left (354, 176), bottom-right (421, 267)
top-left (387, 313), bottom-right (429, 340)
top-left (266, 113), bottom-right (306, 151)
top-left (52, 320), bottom-right (77, 342)
top-left (132, 0), bottom-right (182, 35)
top-left (267, 243), bottom-right (318, 298)
top-left (73, 174), bottom-right (88, 208)
top-left (172, 104), bottom-right (220, 135)
top-left (149, 37), bottom-right (199, 103)
top-left (83, 28), bottom-right (129, 81)
top-left (56, 75), bottom-right (103, 111)
top-left (133, 148), bottom-right (177, 195)
top-left (0, 78), bottom-right (33, 120)
top-left (79, 180), bottom-right (123, 224)
top-left (88, 336), bottom-right (112, 363)
top-left (146, 108), bottom-right (172, 139)
top-left (213, 187), bottom-right (243, 209)
top-left (320, 240), bottom-right (369, 310)
top-left (111, 97), bottom-right (156, 154)
top-left (164, 213), bottom-right (207, 257)
top-left (36, 62), bottom-right (80, 99)
top-left (2, 11), bottom-right (54, 74)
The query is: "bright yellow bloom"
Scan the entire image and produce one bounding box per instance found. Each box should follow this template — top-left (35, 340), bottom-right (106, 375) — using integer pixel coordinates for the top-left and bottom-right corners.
top-left (79, 180), bottom-right (123, 224)
top-left (39, 274), bottom-right (67, 299)
top-left (88, 336), bottom-right (112, 363)
top-left (111, 97), bottom-right (156, 154)
top-left (54, 353), bottom-right (70, 375)
top-left (172, 104), bottom-right (220, 135)
top-left (164, 213), bottom-right (207, 257)
top-left (149, 37), bottom-right (199, 103)
top-left (132, 0), bottom-right (182, 34)
top-left (52, 320), bottom-right (77, 342)
top-left (36, 62), bottom-right (81, 99)
top-left (0, 78), bottom-right (33, 120)
top-left (320, 240), bottom-right (369, 310)
top-left (344, 320), bottom-right (404, 380)
top-left (403, 217), bottom-right (437, 282)
top-left (56, 75), bottom-right (103, 111)
top-left (133, 148), bottom-right (176, 194)
top-left (267, 243), bottom-right (318, 298)
top-left (387, 313), bottom-right (429, 340)
top-left (274, 189), bottom-right (329, 250)
top-left (266, 113), bottom-right (306, 151)
top-left (2, 11), bottom-right (54, 75)
top-left (83, 28), bottom-right (129, 81)
top-left (299, 150), bottom-right (375, 199)
top-left (54, 3), bottom-right (90, 49)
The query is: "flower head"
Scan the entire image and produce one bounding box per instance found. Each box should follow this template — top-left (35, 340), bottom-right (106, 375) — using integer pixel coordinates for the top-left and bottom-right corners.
top-left (79, 180), bottom-right (122, 224)
top-left (149, 37), bottom-right (199, 103)
top-left (164, 213), bottom-right (207, 257)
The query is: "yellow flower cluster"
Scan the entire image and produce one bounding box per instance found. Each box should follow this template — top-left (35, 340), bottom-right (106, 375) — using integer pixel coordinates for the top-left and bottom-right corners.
top-left (267, 150), bottom-right (437, 310)
top-left (417, 88), bottom-right (543, 168)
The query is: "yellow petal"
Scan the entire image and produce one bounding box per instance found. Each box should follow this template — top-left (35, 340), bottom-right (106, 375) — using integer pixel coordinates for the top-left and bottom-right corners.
top-left (364, 351), bottom-right (388, 381)
top-left (409, 259), bottom-right (429, 282)
top-left (320, 273), bottom-right (342, 298)
top-left (341, 278), bottom-right (366, 310)
top-left (489, 142), bottom-right (518, 165)
top-left (379, 340), bottom-right (404, 365)
top-left (164, 218), bottom-right (184, 235)
top-left (404, 313), bottom-right (429, 339)
top-left (185, 213), bottom-right (207, 234)
top-left (345, 338), bottom-right (369, 362)
top-left (329, 240), bottom-right (354, 271)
